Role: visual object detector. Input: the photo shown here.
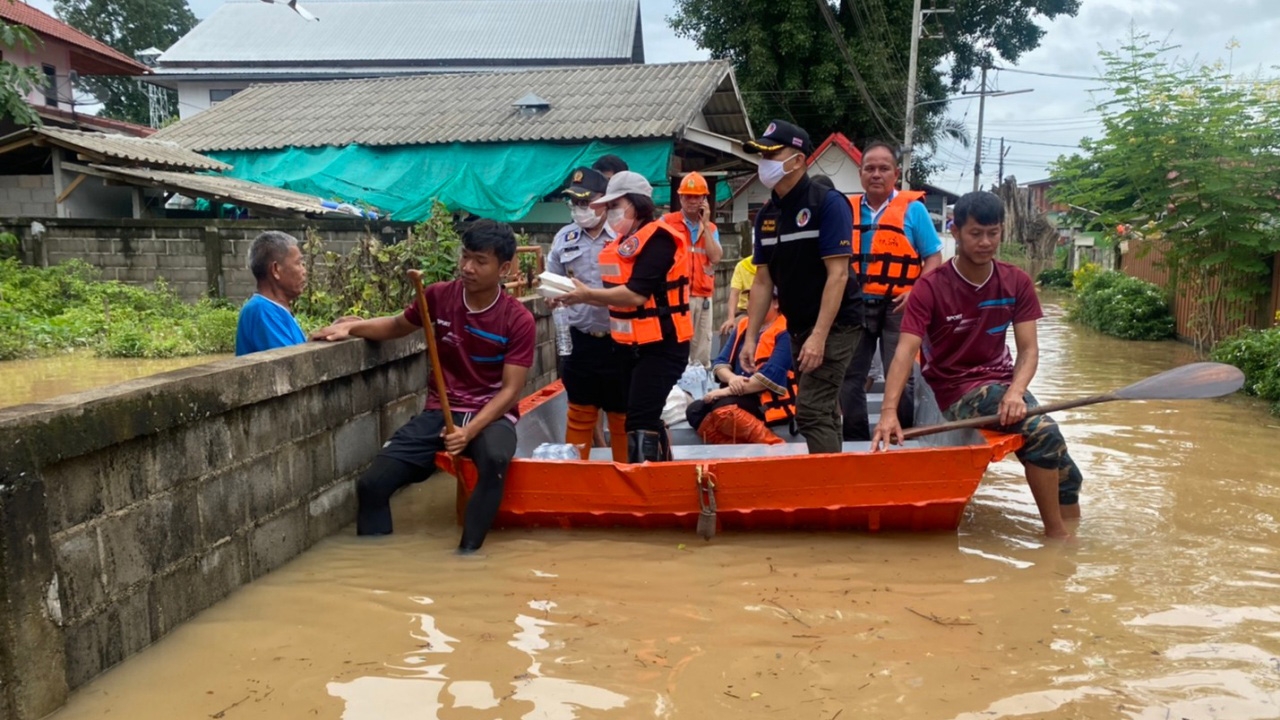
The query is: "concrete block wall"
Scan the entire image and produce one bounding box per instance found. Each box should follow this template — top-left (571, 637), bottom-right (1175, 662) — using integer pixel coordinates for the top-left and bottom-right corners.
top-left (0, 175), bottom-right (56, 218)
top-left (0, 337), bottom-right (430, 720)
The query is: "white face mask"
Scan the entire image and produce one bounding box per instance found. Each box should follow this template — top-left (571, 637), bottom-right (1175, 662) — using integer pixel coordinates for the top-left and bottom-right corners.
top-left (758, 156), bottom-right (794, 190)
top-left (571, 205), bottom-right (603, 229)
top-left (607, 206), bottom-right (632, 235)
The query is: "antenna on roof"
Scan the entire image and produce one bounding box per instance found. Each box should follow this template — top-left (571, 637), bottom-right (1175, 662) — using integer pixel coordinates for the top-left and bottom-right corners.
top-left (513, 93), bottom-right (551, 117)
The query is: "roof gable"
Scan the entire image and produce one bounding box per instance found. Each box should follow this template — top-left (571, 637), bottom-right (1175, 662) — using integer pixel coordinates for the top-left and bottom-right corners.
top-left (810, 132), bottom-right (863, 167)
top-left (154, 61), bottom-right (748, 153)
top-left (0, 2), bottom-right (149, 76)
top-left (158, 0), bottom-right (642, 68)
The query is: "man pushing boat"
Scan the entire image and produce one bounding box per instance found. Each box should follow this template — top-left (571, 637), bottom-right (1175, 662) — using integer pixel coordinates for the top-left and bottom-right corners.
top-left (871, 191), bottom-right (1083, 539)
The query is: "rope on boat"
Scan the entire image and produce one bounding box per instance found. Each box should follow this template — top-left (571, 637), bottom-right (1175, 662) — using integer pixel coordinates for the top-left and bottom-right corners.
top-left (696, 464), bottom-right (717, 541)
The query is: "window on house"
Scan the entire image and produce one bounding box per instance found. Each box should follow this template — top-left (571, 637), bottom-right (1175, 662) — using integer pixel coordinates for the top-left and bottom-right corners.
top-left (43, 65), bottom-right (58, 107)
top-left (209, 89), bottom-right (240, 105)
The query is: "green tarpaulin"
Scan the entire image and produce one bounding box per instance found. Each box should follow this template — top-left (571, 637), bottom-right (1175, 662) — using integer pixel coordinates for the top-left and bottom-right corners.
top-left (208, 140), bottom-right (677, 223)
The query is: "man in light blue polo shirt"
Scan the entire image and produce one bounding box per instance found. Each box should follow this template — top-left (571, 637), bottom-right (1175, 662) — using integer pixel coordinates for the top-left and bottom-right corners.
top-left (840, 141), bottom-right (942, 441)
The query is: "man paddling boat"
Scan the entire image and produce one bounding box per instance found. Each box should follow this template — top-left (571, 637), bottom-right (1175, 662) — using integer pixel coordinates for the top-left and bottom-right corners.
top-left (872, 191), bottom-right (1083, 539)
top-left (312, 219), bottom-right (535, 553)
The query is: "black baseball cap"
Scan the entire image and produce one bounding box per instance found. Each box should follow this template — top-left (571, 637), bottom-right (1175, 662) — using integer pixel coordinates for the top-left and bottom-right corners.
top-left (744, 119), bottom-right (814, 156)
top-left (563, 167), bottom-right (608, 199)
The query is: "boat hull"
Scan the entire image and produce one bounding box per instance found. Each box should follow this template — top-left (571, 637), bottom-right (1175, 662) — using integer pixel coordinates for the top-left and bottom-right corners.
top-left (435, 382), bottom-right (1022, 533)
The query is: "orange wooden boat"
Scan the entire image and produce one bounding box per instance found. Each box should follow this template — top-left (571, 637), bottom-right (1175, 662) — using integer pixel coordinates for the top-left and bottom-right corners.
top-left (437, 379), bottom-right (1021, 535)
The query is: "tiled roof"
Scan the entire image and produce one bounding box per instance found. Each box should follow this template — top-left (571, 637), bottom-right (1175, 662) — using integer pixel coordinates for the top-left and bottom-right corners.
top-left (0, 127), bottom-right (229, 171)
top-left (158, 0), bottom-right (641, 66)
top-left (155, 60), bottom-right (747, 152)
top-left (88, 165), bottom-right (342, 218)
top-left (0, 2), bottom-right (149, 76)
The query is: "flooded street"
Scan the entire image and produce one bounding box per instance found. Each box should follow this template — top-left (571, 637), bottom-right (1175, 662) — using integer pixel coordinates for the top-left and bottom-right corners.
top-left (0, 352), bottom-right (229, 408)
top-left (48, 302), bottom-right (1280, 720)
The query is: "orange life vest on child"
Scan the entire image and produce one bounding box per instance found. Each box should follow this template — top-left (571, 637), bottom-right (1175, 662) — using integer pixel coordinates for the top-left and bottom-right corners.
top-left (662, 211), bottom-right (718, 298)
top-left (849, 190), bottom-right (926, 298)
top-left (728, 315), bottom-right (798, 426)
top-left (599, 219), bottom-right (693, 345)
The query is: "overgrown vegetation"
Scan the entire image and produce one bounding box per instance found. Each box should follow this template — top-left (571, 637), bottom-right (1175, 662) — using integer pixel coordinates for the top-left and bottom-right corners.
top-left (1211, 327), bottom-right (1280, 415)
top-left (1068, 269), bottom-right (1174, 341)
top-left (1036, 268), bottom-right (1073, 290)
top-left (294, 200), bottom-right (462, 323)
top-left (0, 258), bottom-right (237, 360)
top-left (1049, 31), bottom-right (1280, 347)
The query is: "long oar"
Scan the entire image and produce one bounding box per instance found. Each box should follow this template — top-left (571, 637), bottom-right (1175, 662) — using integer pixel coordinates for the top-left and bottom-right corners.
top-left (901, 362), bottom-right (1245, 441)
top-left (407, 269), bottom-right (455, 435)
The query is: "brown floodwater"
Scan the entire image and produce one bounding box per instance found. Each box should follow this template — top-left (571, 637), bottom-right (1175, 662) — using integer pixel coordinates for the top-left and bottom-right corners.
top-left (47, 303), bottom-right (1280, 720)
top-left (0, 352), bottom-right (230, 409)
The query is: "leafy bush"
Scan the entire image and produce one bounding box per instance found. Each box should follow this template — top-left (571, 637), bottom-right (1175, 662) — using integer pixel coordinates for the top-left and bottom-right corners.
top-left (0, 259), bottom-right (237, 359)
top-left (1069, 270), bottom-right (1175, 340)
top-left (1210, 328), bottom-right (1280, 413)
top-left (1036, 267), bottom-right (1073, 289)
top-left (1072, 262), bottom-right (1103, 293)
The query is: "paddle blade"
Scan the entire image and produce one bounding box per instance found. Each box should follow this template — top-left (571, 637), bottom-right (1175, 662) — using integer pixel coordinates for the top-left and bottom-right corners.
top-left (1113, 362), bottom-right (1244, 401)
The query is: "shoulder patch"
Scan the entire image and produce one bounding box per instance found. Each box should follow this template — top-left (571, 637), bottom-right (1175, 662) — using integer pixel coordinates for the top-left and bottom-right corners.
top-left (796, 208), bottom-right (812, 228)
top-left (617, 236), bottom-right (641, 258)
top-left (565, 229), bottom-right (580, 243)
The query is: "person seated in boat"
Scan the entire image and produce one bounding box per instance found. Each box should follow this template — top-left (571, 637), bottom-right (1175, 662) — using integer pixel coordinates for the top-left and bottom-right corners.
top-left (686, 291), bottom-right (795, 445)
top-left (871, 191), bottom-right (1083, 539)
top-left (311, 219), bottom-right (536, 554)
top-left (235, 231), bottom-right (308, 356)
top-left (553, 171), bottom-right (692, 463)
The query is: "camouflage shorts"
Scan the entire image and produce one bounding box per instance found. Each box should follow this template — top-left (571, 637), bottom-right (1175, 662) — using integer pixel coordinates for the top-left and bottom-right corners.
top-left (944, 384), bottom-right (1084, 505)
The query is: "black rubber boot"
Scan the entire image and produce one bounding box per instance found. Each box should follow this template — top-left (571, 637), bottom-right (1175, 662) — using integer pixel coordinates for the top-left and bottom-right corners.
top-left (627, 430), bottom-right (666, 463)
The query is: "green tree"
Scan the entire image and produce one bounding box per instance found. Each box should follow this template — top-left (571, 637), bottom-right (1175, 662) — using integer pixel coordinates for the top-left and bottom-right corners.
top-left (1, 2), bottom-right (45, 126)
top-left (668, 0), bottom-right (1079, 182)
top-left (53, 0), bottom-right (196, 125)
top-left (1049, 31), bottom-right (1280, 347)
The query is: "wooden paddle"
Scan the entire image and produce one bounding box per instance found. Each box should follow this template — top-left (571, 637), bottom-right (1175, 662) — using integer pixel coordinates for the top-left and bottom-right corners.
top-left (407, 269), bottom-right (454, 434)
top-left (900, 362), bottom-right (1245, 441)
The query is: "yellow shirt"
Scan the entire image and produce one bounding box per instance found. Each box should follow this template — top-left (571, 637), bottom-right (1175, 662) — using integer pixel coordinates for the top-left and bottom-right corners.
top-left (730, 257), bottom-right (756, 311)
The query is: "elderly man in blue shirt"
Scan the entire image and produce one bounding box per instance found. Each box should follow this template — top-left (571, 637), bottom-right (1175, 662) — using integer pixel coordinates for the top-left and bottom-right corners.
top-left (235, 231), bottom-right (308, 356)
top-left (839, 141), bottom-right (943, 441)
top-left (547, 166), bottom-right (630, 461)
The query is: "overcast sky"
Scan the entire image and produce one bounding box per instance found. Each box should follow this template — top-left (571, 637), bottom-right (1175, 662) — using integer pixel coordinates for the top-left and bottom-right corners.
top-left (27, 0), bottom-right (1279, 192)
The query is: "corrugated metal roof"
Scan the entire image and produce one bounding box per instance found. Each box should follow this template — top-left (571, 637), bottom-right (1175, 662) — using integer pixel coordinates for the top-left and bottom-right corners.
top-left (158, 0), bottom-right (640, 66)
top-left (89, 165), bottom-right (343, 217)
top-left (0, 127), bottom-right (230, 171)
top-left (155, 61), bottom-right (748, 152)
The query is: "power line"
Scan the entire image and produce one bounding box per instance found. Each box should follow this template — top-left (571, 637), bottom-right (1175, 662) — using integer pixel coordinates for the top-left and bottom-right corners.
top-left (812, 0), bottom-right (900, 142)
top-left (994, 64), bottom-right (1280, 85)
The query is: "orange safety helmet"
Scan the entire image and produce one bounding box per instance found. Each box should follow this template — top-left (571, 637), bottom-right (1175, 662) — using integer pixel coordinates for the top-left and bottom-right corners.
top-left (677, 171), bottom-right (709, 196)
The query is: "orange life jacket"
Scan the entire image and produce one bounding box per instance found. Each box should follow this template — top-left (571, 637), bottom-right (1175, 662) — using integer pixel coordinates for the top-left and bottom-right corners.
top-left (599, 219), bottom-right (693, 345)
top-left (662, 211), bottom-right (718, 298)
top-left (728, 315), bottom-right (798, 426)
top-left (849, 190), bottom-right (926, 297)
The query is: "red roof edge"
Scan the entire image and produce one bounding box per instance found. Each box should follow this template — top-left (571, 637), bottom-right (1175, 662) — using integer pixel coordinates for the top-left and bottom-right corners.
top-left (0, 2), bottom-right (150, 76)
top-left (36, 105), bottom-right (156, 137)
top-left (810, 132), bottom-right (863, 167)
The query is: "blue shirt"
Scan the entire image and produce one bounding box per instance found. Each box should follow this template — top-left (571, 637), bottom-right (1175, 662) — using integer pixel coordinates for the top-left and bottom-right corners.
top-left (857, 191), bottom-right (942, 298)
top-left (546, 221), bottom-right (616, 334)
top-left (711, 322), bottom-right (793, 395)
top-left (235, 294), bottom-right (307, 356)
top-left (681, 216), bottom-right (721, 250)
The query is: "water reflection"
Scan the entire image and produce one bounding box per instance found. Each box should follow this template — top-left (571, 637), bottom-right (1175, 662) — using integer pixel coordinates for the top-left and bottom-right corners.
top-left (0, 351), bottom-right (227, 408)
top-left (327, 595), bottom-right (627, 720)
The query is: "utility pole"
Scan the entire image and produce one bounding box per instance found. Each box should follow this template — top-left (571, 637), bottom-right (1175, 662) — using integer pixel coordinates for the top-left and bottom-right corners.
top-left (901, 1), bottom-right (953, 189)
top-left (997, 136), bottom-right (1009, 184)
top-left (972, 64), bottom-right (988, 192)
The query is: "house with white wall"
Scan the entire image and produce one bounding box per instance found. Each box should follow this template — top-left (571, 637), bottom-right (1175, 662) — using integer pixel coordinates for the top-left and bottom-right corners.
top-left (150, 0), bottom-right (647, 120)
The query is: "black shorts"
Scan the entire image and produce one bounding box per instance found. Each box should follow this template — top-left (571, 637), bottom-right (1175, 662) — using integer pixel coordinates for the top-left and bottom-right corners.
top-left (562, 329), bottom-right (633, 413)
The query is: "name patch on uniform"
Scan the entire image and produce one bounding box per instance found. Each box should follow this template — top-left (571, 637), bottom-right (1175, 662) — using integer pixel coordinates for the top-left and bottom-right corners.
top-left (795, 208), bottom-right (811, 227)
top-left (565, 229), bottom-right (580, 243)
top-left (617, 236), bottom-right (641, 257)
top-left (761, 218), bottom-right (777, 234)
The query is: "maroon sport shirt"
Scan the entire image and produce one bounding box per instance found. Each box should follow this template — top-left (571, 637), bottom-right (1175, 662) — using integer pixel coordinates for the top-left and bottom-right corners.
top-left (403, 280), bottom-right (535, 420)
top-left (900, 259), bottom-right (1044, 410)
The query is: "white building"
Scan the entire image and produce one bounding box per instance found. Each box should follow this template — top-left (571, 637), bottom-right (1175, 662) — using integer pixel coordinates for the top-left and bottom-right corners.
top-left (149, 0), bottom-right (646, 120)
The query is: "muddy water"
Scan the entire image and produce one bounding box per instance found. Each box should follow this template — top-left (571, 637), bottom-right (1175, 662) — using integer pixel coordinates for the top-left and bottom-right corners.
top-left (48, 303), bottom-right (1280, 720)
top-left (0, 352), bottom-right (229, 409)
